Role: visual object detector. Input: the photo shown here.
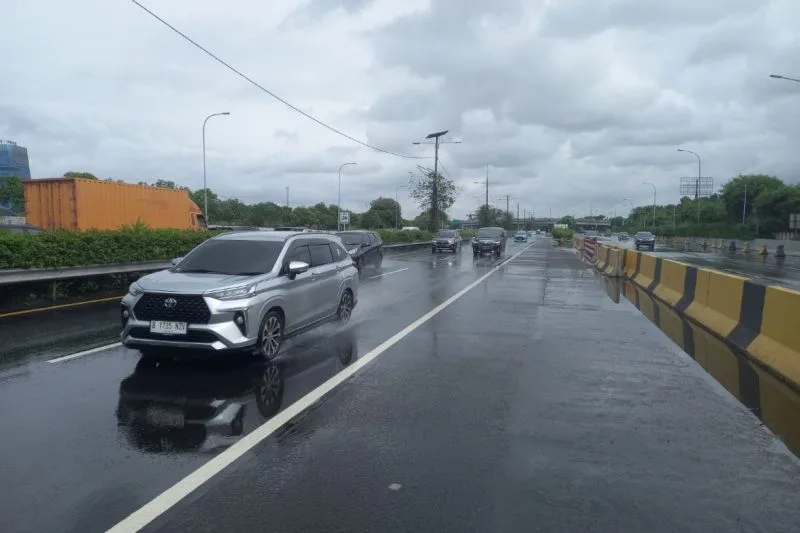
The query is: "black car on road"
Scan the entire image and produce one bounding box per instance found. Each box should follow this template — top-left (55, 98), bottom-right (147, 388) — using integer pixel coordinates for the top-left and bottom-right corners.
top-left (634, 231), bottom-right (656, 251)
top-left (472, 226), bottom-right (507, 257)
top-left (336, 230), bottom-right (383, 270)
top-left (432, 229), bottom-right (462, 253)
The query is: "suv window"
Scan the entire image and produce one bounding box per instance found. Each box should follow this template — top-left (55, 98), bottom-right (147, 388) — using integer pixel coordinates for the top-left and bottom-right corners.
top-left (476, 228), bottom-right (502, 239)
top-left (436, 230), bottom-right (457, 238)
top-left (286, 244), bottom-right (311, 265)
top-left (175, 239), bottom-right (284, 275)
top-left (371, 232), bottom-right (382, 245)
top-left (329, 241), bottom-right (348, 261)
top-left (337, 232), bottom-right (365, 248)
top-left (309, 243), bottom-right (334, 266)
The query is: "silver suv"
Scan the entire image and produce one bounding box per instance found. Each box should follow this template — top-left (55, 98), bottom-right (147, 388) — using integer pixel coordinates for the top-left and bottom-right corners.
top-left (121, 231), bottom-right (359, 360)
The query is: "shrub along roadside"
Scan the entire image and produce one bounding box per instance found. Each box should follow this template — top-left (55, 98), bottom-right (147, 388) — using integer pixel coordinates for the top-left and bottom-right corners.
top-left (377, 229), bottom-right (433, 244)
top-left (0, 228), bottom-right (438, 313)
top-left (0, 228), bottom-right (436, 270)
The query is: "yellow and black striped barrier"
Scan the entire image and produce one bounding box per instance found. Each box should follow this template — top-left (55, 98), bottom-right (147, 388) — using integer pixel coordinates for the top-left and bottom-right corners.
top-left (624, 282), bottom-right (800, 456)
top-left (620, 248), bottom-right (800, 392)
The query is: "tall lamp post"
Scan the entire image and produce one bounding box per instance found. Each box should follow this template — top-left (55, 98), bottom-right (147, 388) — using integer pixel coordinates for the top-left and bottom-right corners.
top-left (623, 198), bottom-right (634, 228)
top-left (642, 182), bottom-right (657, 228)
top-left (395, 185), bottom-right (407, 229)
top-left (677, 148), bottom-right (702, 225)
top-left (337, 162), bottom-right (357, 231)
top-left (769, 73), bottom-right (800, 84)
top-left (202, 111), bottom-right (230, 225)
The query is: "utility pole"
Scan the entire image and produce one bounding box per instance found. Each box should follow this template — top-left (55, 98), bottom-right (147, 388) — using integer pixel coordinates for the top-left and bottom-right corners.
top-left (485, 164), bottom-right (489, 208)
top-left (742, 182), bottom-right (747, 224)
top-left (415, 130), bottom-right (450, 231)
top-left (516, 203), bottom-right (520, 230)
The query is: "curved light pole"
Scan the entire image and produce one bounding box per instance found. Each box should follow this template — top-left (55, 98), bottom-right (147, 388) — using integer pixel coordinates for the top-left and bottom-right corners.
top-left (642, 182), bottom-right (657, 228)
top-left (202, 112), bottom-right (230, 225)
top-left (622, 198), bottom-right (634, 228)
top-left (395, 185), bottom-right (407, 229)
top-left (677, 148), bottom-right (702, 225)
top-left (337, 162), bottom-right (356, 230)
top-left (770, 73), bottom-right (800, 84)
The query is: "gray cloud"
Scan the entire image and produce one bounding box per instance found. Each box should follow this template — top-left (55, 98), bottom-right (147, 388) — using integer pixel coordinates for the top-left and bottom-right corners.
top-left (2, 0), bottom-right (799, 221)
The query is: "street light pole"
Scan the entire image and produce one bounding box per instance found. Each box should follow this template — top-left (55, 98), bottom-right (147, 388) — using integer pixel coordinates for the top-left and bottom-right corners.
top-left (202, 111), bottom-right (230, 225)
top-left (642, 182), bottom-right (657, 228)
top-left (677, 148), bottom-right (702, 225)
top-left (623, 198), bottom-right (634, 228)
top-left (337, 162), bottom-right (356, 231)
top-left (770, 73), bottom-right (800, 84)
top-left (395, 185), bottom-right (407, 229)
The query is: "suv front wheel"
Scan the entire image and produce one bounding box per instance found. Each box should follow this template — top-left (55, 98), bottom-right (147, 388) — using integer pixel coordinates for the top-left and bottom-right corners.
top-left (257, 310), bottom-right (284, 361)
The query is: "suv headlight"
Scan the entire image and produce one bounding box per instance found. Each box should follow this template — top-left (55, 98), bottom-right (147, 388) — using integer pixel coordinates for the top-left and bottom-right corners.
top-left (348, 247), bottom-right (358, 256)
top-left (206, 283), bottom-right (257, 301)
top-left (128, 281), bottom-right (143, 296)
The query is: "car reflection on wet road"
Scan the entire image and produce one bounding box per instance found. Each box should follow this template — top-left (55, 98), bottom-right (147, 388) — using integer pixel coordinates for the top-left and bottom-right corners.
top-left (116, 327), bottom-right (357, 454)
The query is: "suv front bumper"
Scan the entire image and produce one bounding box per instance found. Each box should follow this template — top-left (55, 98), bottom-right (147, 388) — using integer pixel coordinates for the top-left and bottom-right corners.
top-left (120, 293), bottom-right (259, 353)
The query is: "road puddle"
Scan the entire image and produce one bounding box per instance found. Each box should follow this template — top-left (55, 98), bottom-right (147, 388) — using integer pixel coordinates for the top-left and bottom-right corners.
top-left (601, 275), bottom-right (800, 458)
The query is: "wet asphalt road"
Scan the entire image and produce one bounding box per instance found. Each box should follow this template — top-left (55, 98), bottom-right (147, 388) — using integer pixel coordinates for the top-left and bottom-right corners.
top-left (611, 237), bottom-right (800, 290)
top-left (3, 238), bottom-right (800, 533)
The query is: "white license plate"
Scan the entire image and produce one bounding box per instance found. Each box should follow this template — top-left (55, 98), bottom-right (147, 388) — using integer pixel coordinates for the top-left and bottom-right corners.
top-left (150, 321), bottom-right (187, 335)
top-left (146, 407), bottom-right (185, 428)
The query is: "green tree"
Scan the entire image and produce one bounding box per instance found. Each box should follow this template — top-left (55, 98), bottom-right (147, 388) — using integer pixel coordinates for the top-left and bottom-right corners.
top-left (558, 215), bottom-right (575, 227)
top-left (154, 179), bottom-right (179, 189)
top-left (366, 197), bottom-right (401, 228)
top-left (477, 204), bottom-right (507, 227)
top-left (0, 177), bottom-right (25, 214)
top-left (64, 171), bottom-right (99, 180)
top-left (408, 165), bottom-right (458, 231)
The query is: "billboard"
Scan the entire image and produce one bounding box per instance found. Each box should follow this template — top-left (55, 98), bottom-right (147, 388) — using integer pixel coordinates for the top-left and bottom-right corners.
top-left (679, 177), bottom-right (714, 198)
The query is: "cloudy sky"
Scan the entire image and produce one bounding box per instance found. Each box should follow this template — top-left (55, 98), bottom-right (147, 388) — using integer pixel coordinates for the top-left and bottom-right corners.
top-left (3, 0), bottom-right (800, 220)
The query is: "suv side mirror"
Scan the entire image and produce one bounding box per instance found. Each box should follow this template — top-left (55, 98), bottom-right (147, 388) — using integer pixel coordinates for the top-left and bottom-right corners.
top-left (171, 257), bottom-right (183, 267)
top-left (288, 261), bottom-right (309, 280)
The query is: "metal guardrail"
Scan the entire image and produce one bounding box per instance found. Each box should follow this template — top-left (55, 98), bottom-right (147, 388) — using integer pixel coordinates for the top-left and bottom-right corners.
top-left (0, 240), bottom-right (445, 287)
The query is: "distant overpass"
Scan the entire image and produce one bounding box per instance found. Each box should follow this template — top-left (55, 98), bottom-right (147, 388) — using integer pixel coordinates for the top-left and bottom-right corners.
top-left (461, 218), bottom-right (612, 229)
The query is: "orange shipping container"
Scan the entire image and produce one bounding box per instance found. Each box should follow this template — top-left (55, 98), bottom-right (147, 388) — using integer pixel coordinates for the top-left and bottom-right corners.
top-left (24, 178), bottom-right (207, 231)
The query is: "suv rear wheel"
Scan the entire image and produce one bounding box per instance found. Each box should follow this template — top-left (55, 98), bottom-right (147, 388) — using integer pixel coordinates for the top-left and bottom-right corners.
top-left (337, 290), bottom-right (354, 323)
top-left (257, 310), bottom-right (284, 361)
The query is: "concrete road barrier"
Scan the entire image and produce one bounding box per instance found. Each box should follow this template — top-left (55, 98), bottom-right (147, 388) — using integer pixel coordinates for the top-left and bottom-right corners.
top-left (652, 259), bottom-right (689, 308)
top-left (622, 248), bottom-right (800, 391)
top-left (633, 252), bottom-right (658, 290)
top-left (748, 286), bottom-right (800, 388)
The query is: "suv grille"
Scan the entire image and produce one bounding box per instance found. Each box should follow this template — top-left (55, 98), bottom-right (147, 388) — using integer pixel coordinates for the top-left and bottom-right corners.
top-left (133, 293), bottom-right (211, 324)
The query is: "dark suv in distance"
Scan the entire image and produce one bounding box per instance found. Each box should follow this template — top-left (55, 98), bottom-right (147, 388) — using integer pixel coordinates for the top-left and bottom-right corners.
top-left (336, 230), bottom-right (383, 270)
top-left (634, 231), bottom-right (656, 251)
top-left (432, 229), bottom-right (461, 253)
top-left (472, 226), bottom-right (507, 257)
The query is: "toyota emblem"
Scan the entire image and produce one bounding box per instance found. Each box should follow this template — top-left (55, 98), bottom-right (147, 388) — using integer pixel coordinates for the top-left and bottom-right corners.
top-left (163, 297), bottom-right (178, 309)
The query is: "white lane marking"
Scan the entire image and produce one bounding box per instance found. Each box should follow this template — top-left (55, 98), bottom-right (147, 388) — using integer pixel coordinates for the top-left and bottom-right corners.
top-left (106, 242), bottom-right (534, 533)
top-left (46, 342), bottom-right (122, 364)
top-left (369, 268), bottom-right (409, 279)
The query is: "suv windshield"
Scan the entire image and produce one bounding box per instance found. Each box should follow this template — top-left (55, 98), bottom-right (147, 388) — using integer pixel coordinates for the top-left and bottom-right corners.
top-left (436, 230), bottom-right (457, 238)
top-left (636, 232), bottom-right (654, 238)
top-left (174, 239), bottom-right (284, 275)
top-left (337, 232), bottom-right (364, 247)
top-left (476, 228), bottom-right (502, 239)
